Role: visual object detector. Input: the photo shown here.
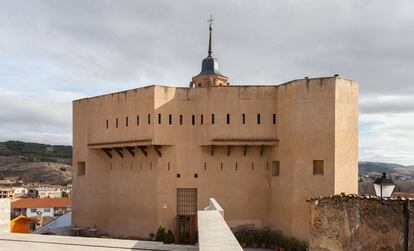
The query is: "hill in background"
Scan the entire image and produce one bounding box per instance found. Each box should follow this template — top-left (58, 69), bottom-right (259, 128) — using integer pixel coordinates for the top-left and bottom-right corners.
top-left (0, 141), bottom-right (72, 185)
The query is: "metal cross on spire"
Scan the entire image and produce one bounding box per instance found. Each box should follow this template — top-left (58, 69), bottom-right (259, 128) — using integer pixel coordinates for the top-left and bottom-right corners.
top-left (207, 14), bottom-right (214, 57)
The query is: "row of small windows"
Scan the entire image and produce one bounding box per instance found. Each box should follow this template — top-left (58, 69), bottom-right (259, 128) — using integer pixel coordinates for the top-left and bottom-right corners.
top-left (106, 113), bottom-right (277, 129)
top-left (78, 160), bottom-right (324, 177)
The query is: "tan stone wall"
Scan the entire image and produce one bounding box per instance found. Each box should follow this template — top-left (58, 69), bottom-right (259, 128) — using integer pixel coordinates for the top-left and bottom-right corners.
top-left (308, 195), bottom-right (414, 251)
top-left (72, 76), bottom-right (358, 240)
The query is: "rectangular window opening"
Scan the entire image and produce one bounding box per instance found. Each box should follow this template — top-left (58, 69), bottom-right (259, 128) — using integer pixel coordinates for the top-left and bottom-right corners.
top-left (148, 114), bottom-right (151, 124)
top-left (126, 117), bottom-right (129, 127)
top-left (169, 114), bottom-right (172, 125)
top-left (177, 173), bottom-right (181, 178)
top-left (200, 114), bottom-right (204, 125)
top-left (179, 115), bottom-right (183, 125)
top-left (227, 114), bottom-right (230, 124)
top-left (137, 115), bottom-right (140, 126)
top-left (242, 114), bottom-right (246, 124)
top-left (168, 162), bottom-right (170, 171)
top-left (77, 161), bottom-right (86, 176)
top-left (106, 119), bottom-right (109, 129)
top-left (257, 114), bottom-right (261, 124)
top-left (158, 113), bottom-right (161, 124)
top-left (194, 173), bottom-right (198, 178)
top-left (273, 113), bottom-right (277, 124)
top-left (313, 160), bottom-right (324, 176)
top-left (192, 115), bottom-right (195, 125)
top-left (116, 118), bottom-right (119, 128)
top-left (272, 161), bottom-right (280, 177)
top-left (211, 114), bottom-right (215, 125)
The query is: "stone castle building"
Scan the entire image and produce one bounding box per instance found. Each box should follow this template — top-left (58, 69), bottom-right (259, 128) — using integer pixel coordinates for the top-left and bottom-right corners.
top-left (72, 22), bottom-right (359, 242)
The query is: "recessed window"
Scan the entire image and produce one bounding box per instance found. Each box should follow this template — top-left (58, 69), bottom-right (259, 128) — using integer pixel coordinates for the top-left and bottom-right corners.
top-left (220, 162), bottom-right (223, 170)
top-left (272, 161), bottom-right (280, 177)
top-left (106, 119), bottom-right (109, 129)
top-left (137, 115), bottom-right (139, 126)
top-left (200, 114), bottom-right (204, 125)
top-left (211, 114), bottom-right (215, 124)
top-left (126, 117), bottom-right (129, 127)
top-left (192, 115), bottom-right (195, 125)
top-left (242, 114), bottom-right (246, 124)
top-left (179, 115), bottom-right (183, 125)
top-left (313, 160), bottom-right (324, 176)
top-left (77, 161), bottom-right (86, 176)
top-left (226, 114), bottom-right (230, 124)
top-left (169, 114), bottom-right (172, 125)
top-left (204, 162), bottom-right (207, 171)
top-left (148, 114), bottom-right (151, 124)
top-left (44, 208), bottom-right (51, 213)
top-left (116, 118), bottom-right (119, 128)
top-left (158, 113), bottom-right (161, 124)
top-left (257, 114), bottom-right (261, 124)
top-left (235, 162), bottom-right (238, 171)
top-left (31, 208), bottom-right (36, 213)
top-left (251, 162), bottom-right (254, 170)
top-left (168, 162), bottom-right (170, 171)
top-left (177, 173), bottom-right (181, 178)
top-left (194, 173), bottom-right (198, 178)
top-left (273, 114), bottom-right (277, 124)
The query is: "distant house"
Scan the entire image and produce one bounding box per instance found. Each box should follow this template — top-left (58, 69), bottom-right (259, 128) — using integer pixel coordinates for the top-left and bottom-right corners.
top-left (11, 198), bottom-right (72, 219)
top-left (0, 188), bottom-right (14, 199)
top-left (28, 187), bottom-right (63, 198)
top-left (13, 187), bottom-right (28, 198)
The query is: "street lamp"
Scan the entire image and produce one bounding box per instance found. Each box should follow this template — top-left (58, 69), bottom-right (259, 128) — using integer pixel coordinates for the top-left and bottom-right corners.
top-left (373, 172), bottom-right (396, 199)
top-left (373, 172), bottom-right (409, 251)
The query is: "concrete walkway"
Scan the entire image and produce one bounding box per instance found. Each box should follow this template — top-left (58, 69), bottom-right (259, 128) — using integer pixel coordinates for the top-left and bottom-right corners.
top-left (0, 233), bottom-right (197, 251)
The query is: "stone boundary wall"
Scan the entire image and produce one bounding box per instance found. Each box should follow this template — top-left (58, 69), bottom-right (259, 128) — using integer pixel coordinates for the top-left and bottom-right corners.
top-left (307, 194), bottom-right (414, 251)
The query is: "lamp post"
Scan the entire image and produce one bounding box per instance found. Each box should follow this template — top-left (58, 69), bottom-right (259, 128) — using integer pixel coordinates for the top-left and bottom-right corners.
top-left (374, 173), bottom-right (409, 251)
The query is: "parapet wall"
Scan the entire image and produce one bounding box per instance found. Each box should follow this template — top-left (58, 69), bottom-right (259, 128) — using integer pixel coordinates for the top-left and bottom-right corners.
top-left (308, 194), bottom-right (414, 251)
top-left (0, 199), bottom-right (10, 233)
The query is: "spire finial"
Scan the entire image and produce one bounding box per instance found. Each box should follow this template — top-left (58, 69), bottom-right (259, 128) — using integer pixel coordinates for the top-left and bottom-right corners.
top-left (207, 14), bottom-right (214, 57)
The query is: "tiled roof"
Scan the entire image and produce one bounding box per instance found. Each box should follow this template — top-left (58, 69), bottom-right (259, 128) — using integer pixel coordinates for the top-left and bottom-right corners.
top-left (11, 198), bottom-right (71, 209)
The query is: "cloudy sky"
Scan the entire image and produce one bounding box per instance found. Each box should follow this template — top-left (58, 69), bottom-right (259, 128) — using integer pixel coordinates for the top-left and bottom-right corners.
top-left (0, 1), bottom-right (413, 165)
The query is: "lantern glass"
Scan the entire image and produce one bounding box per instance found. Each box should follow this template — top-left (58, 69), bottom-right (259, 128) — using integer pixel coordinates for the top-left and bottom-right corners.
top-left (374, 183), bottom-right (396, 198)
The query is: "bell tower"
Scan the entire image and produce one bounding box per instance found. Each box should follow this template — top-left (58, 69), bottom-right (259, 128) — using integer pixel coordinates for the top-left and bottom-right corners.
top-left (190, 15), bottom-right (229, 88)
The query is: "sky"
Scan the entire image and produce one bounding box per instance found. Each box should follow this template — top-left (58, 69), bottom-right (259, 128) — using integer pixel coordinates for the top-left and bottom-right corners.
top-left (0, 1), bottom-right (413, 165)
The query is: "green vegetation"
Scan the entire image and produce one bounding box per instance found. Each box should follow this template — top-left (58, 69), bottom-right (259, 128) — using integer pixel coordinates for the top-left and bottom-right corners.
top-left (154, 225), bottom-right (167, 243)
top-left (0, 140), bottom-right (72, 162)
top-left (233, 226), bottom-right (308, 250)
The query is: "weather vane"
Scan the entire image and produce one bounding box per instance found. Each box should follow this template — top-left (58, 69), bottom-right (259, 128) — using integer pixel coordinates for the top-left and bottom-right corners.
top-left (207, 14), bottom-right (215, 27)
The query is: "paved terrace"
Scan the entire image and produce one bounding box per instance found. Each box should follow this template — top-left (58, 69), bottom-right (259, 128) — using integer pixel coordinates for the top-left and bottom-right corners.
top-left (0, 233), bottom-right (198, 251)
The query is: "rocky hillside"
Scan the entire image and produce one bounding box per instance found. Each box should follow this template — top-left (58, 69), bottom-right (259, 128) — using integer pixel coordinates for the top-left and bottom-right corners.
top-left (0, 141), bottom-right (72, 185)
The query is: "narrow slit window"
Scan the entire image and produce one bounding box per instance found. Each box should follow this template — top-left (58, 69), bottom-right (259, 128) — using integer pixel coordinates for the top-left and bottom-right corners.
top-left (211, 114), bottom-right (215, 124)
top-left (257, 114), bottom-right (261, 124)
top-left (179, 115), bottom-right (183, 125)
top-left (252, 162), bottom-right (254, 170)
top-left (273, 113), bottom-right (277, 124)
top-left (168, 162), bottom-right (170, 171)
top-left (137, 115), bottom-right (139, 126)
top-left (116, 118), bottom-right (119, 128)
top-left (313, 160), bottom-right (324, 176)
top-left (126, 117), bottom-right (128, 127)
top-left (220, 162), bottom-right (223, 170)
top-left (169, 114), bottom-right (172, 125)
top-left (204, 162), bottom-right (207, 171)
top-left (158, 113), bottom-right (161, 124)
top-left (236, 162), bottom-right (238, 171)
top-left (200, 114), bottom-right (204, 125)
top-left (272, 161), bottom-right (280, 177)
top-left (148, 114), bottom-right (151, 124)
top-left (242, 114), bottom-right (246, 124)
top-left (77, 162), bottom-right (86, 176)
top-left (192, 115), bottom-right (195, 125)
top-left (106, 119), bottom-right (109, 129)
top-left (227, 114), bottom-right (230, 124)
